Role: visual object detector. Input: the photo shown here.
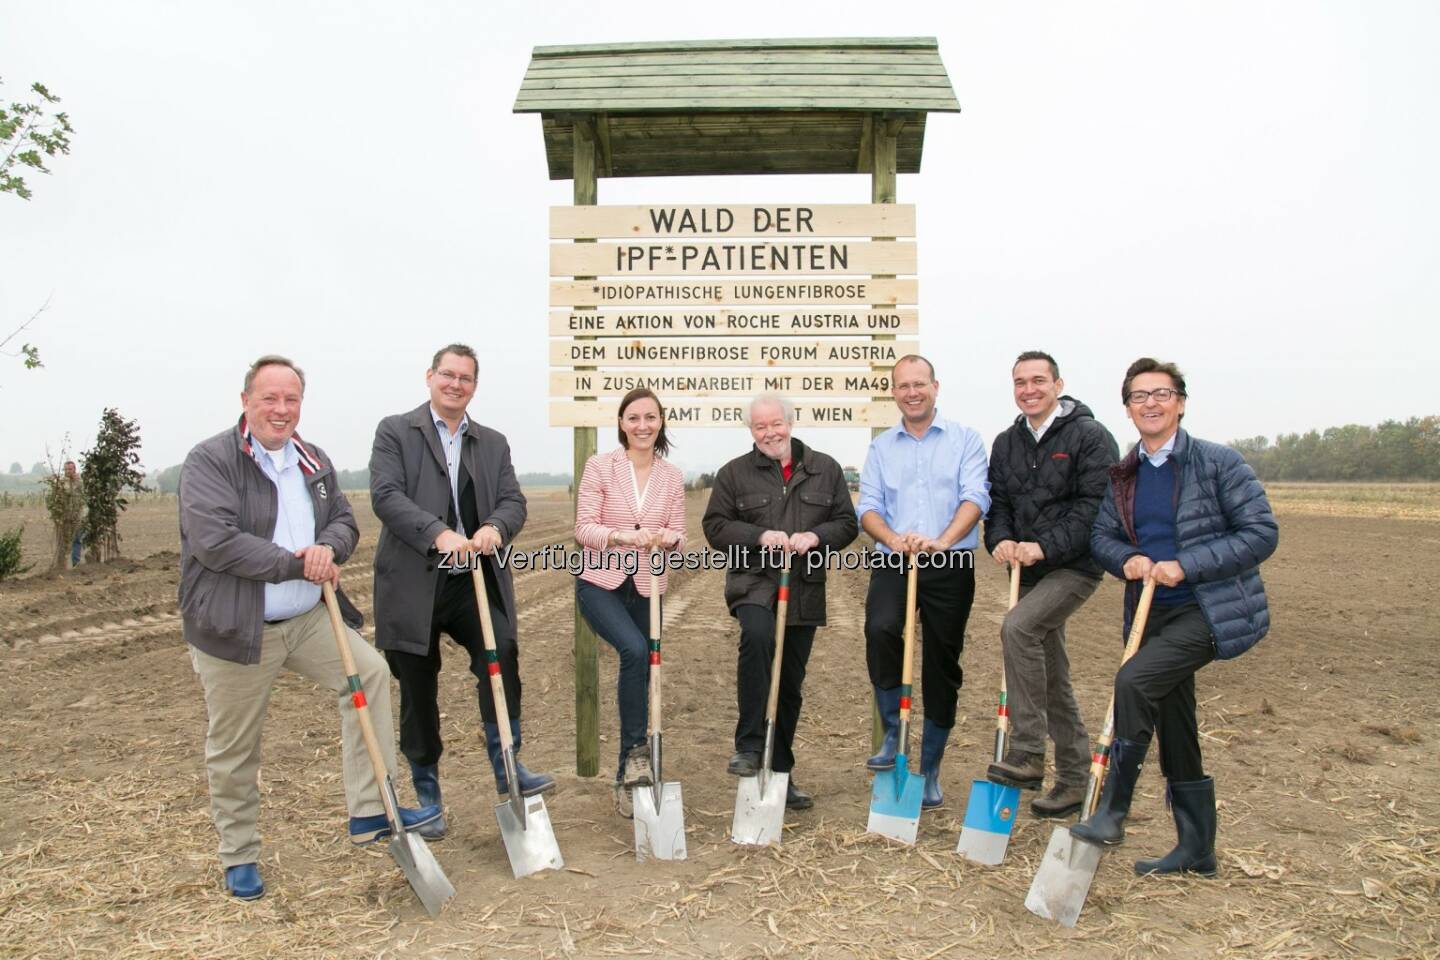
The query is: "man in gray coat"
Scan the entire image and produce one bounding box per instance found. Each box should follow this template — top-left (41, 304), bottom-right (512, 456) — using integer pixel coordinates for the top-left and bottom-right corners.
top-left (181, 355), bottom-right (438, 902)
top-left (370, 343), bottom-right (553, 839)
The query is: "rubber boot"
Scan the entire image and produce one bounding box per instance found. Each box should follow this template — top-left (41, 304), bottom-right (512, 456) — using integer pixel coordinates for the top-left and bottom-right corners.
top-left (920, 719), bottom-right (949, 809)
top-left (484, 719), bottom-right (556, 797)
top-left (1135, 777), bottom-right (1218, 877)
top-left (408, 760), bottom-right (446, 840)
top-left (865, 685), bottom-right (902, 771)
top-left (1069, 736), bottom-right (1146, 846)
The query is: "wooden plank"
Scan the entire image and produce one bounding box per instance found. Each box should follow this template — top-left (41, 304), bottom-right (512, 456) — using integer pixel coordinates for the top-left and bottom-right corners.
top-left (521, 74), bottom-right (957, 91)
top-left (528, 62), bottom-right (950, 79)
top-left (571, 118), bottom-right (599, 781)
top-left (550, 338), bottom-right (919, 368)
top-left (532, 38), bottom-right (940, 55)
top-left (516, 93), bottom-right (960, 111)
top-left (551, 399), bottom-right (896, 428)
top-left (550, 240), bottom-right (916, 277)
top-left (551, 369), bottom-right (892, 398)
top-left (551, 278), bottom-right (917, 307)
top-left (550, 204), bottom-right (915, 239)
top-left (549, 308), bottom-right (918, 336)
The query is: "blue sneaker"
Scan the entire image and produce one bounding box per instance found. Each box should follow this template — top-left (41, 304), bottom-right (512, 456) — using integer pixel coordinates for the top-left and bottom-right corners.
top-left (348, 804), bottom-right (443, 846)
top-left (224, 863), bottom-right (264, 901)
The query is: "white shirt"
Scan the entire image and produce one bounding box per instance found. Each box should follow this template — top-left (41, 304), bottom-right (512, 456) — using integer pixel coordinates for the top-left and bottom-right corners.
top-left (430, 406), bottom-right (470, 532)
top-left (1139, 431), bottom-right (1179, 468)
top-left (252, 439), bottom-right (319, 621)
top-left (1026, 398), bottom-right (1074, 443)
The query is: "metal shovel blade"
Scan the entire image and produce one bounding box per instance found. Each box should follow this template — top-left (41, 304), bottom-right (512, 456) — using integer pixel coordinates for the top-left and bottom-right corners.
top-left (731, 770), bottom-right (788, 846)
top-left (1024, 826), bottom-right (1104, 927)
top-left (494, 795), bottom-right (564, 878)
top-left (387, 829), bottom-right (456, 917)
top-left (633, 781), bottom-right (687, 861)
top-left (866, 756), bottom-right (924, 844)
top-left (956, 778), bottom-right (1022, 866)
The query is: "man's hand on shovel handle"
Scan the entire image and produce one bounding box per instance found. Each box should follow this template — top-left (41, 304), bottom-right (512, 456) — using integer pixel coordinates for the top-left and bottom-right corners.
top-left (296, 544), bottom-right (339, 587)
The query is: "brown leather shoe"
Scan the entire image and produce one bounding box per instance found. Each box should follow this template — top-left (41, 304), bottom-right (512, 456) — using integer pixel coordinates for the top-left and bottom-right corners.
top-left (986, 749), bottom-right (1045, 789)
top-left (1030, 780), bottom-right (1086, 818)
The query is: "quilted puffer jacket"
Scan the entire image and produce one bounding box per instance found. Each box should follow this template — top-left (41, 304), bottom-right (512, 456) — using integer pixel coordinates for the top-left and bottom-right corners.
top-left (1090, 429), bottom-right (1279, 659)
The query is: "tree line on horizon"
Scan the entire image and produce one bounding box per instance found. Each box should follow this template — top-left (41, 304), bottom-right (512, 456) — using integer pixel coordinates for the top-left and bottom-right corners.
top-left (1229, 415), bottom-right (1438, 482)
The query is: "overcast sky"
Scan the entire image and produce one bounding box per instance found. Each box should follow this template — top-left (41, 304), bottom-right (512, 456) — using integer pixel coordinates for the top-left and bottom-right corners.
top-left (3, 1), bottom-right (1434, 476)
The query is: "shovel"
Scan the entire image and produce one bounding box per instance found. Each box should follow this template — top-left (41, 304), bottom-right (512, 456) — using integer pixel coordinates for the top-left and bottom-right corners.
top-left (1024, 576), bottom-right (1157, 927)
top-left (471, 565), bottom-right (564, 878)
top-left (730, 551), bottom-right (792, 846)
top-left (321, 582), bottom-right (455, 916)
top-left (634, 552), bottom-right (686, 861)
top-left (956, 563), bottom-right (1025, 865)
top-left (866, 556), bottom-right (925, 844)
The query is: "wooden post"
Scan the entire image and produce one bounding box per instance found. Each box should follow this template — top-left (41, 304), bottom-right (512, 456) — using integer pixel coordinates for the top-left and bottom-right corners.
top-left (869, 114), bottom-right (900, 751)
top-left (572, 117), bottom-right (600, 777)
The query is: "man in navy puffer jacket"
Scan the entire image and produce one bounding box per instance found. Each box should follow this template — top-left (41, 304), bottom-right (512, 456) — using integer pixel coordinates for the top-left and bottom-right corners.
top-left (1070, 358), bottom-right (1278, 879)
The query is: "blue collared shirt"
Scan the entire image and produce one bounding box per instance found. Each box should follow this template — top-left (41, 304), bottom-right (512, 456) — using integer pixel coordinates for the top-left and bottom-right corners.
top-left (857, 412), bottom-right (992, 551)
top-left (431, 406), bottom-right (470, 532)
top-left (252, 440), bottom-right (320, 621)
top-left (1138, 431), bottom-right (1179, 468)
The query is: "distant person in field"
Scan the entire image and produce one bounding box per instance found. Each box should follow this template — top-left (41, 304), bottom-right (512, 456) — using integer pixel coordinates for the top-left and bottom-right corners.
top-left (702, 394), bottom-right (858, 810)
top-left (63, 460), bottom-right (85, 566)
top-left (572, 387), bottom-right (687, 818)
top-left (369, 343), bottom-right (552, 840)
top-left (1070, 358), bottom-right (1278, 878)
top-left (179, 355), bottom-right (439, 902)
top-left (858, 355), bottom-right (991, 809)
top-left (983, 351), bottom-right (1119, 817)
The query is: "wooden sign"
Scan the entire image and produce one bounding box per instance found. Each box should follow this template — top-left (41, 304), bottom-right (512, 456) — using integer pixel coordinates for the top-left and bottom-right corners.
top-left (550, 338), bottom-right (919, 368)
top-left (551, 240), bottom-right (915, 277)
top-left (551, 399), bottom-right (896, 428)
top-left (550, 369), bottom-right (891, 398)
top-left (550, 204), bottom-right (916, 239)
top-left (551, 279), bottom-right (918, 307)
top-left (550, 308), bottom-right (918, 337)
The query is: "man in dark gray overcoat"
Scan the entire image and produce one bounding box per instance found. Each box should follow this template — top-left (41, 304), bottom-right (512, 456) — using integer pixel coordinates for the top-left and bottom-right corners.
top-left (370, 343), bottom-right (553, 839)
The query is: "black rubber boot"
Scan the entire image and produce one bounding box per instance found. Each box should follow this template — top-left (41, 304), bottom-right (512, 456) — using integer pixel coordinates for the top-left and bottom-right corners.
top-left (1069, 736), bottom-right (1146, 846)
top-left (1135, 777), bottom-right (1218, 877)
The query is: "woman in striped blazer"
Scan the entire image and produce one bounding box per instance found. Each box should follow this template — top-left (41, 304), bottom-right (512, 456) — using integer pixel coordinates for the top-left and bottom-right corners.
top-left (573, 388), bottom-right (687, 817)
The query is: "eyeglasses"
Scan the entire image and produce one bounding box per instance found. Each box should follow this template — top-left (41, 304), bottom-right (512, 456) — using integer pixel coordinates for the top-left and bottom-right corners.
top-left (435, 370), bottom-right (476, 387)
top-left (1126, 388), bottom-right (1184, 405)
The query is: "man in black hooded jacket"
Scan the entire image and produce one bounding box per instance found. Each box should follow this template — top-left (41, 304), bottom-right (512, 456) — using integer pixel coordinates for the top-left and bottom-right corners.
top-left (983, 351), bottom-right (1119, 817)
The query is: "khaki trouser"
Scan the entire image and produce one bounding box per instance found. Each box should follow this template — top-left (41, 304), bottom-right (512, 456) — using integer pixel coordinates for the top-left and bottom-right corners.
top-left (189, 603), bottom-right (396, 867)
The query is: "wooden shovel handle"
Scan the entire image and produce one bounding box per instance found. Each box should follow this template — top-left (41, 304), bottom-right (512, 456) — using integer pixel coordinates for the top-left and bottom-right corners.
top-left (762, 551), bottom-right (791, 723)
top-left (1082, 577), bottom-right (1158, 812)
top-left (896, 556), bottom-right (919, 723)
top-left (648, 551), bottom-right (662, 737)
top-left (471, 565), bottom-right (515, 754)
top-left (323, 582), bottom-right (401, 828)
top-left (997, 563), bottom-right (1021, 737)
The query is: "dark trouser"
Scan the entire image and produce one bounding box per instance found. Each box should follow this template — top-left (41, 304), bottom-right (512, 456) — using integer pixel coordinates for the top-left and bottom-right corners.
top-left (734, 603), bottom-right (816, 774)
top-left (1114, 602), bottom-right (1215, 782)
top-left (386, 570), bottom-right (520, 767)
top-left (575, 576), bottom-right (653, 781)
top-left (1001, 567), bottom-right (1098, 783)
top-left (864, 553), bottom-right (975, 729)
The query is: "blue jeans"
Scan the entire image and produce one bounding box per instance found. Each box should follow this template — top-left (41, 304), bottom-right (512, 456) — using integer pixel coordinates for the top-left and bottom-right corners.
top-left (576, 577), bottom-right (654, 781)
top-left (71, 528), bottom-right (85, 566)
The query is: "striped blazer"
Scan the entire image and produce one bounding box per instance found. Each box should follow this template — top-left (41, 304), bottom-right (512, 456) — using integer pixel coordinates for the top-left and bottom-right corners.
top-left (574, 446), bottom-right (687, 595)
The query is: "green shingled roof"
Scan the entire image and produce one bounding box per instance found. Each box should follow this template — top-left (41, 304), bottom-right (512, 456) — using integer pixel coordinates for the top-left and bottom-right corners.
top-left (514, 37), bottom-right (959, 179)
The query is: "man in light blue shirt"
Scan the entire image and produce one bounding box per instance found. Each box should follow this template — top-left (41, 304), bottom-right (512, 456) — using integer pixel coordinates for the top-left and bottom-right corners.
top-left (858, 354), bottom-right (991, 809)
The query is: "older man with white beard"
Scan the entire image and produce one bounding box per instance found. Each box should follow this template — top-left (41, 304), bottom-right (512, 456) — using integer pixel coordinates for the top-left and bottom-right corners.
top-left (702, 395), bottom-right (858, 809)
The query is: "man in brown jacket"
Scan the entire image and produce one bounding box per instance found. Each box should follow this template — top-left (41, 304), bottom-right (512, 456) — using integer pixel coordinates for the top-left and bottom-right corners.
top-left (702, 394), bottom-right (859, 808)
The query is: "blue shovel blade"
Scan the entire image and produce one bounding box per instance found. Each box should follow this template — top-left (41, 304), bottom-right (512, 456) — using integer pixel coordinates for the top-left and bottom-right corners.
top-left (867, 753), bottom-right (925, 844)
top-left (955, 779), bottom-right (1022, 865)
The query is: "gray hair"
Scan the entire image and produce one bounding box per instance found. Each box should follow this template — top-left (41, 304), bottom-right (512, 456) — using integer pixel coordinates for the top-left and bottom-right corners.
top-left (244, 355), bottom-right (306, 394)
top-left (748, 393), bottom-right (795, 425)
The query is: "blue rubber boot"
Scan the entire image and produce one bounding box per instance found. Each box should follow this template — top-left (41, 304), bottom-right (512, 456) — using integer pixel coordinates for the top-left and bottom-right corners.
top-left (920, 719), bottom-right (949, 809)
top-left (865, 685), bottom-right (902, 771)
top-left (485, 720), bottom-right (556, 797)
top-left (408, 760), bottom-right (446, 840)
top-left (348, 803), bottom-right (443, 845)
top-left (224, 863), bottom-right (264, 901)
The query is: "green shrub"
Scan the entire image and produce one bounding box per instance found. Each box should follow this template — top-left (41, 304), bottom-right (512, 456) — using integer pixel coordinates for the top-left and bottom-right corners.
top-left (0, 525), bottom-right (31, 580)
